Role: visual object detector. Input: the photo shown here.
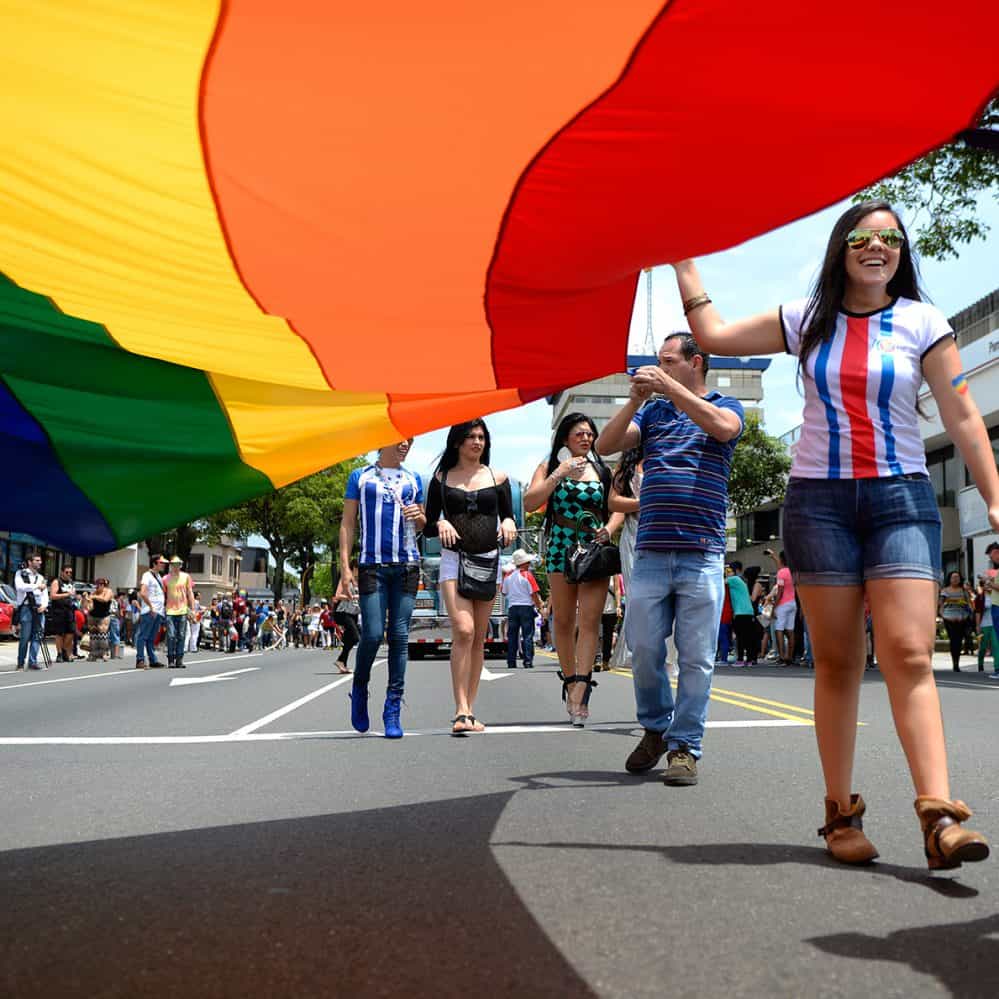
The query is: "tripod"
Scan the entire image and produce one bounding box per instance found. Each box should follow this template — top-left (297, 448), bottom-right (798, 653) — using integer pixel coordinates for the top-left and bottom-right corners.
top-left (25, 597), bottom-right (52, 667)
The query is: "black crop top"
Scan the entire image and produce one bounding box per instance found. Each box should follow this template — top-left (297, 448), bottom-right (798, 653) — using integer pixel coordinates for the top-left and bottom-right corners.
top-left (424, 473), bottom-right (514, 554)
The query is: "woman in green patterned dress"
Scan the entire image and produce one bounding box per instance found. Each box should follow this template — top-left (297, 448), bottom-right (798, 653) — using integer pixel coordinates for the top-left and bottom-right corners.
top-left (525, 412), bottom-right (622, 726)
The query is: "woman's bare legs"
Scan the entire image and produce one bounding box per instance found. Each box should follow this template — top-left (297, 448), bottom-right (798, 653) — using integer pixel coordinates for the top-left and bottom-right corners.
top-left (866, 578), bottom-right (950, 799)
top-left (550, 572), bottom-right (580, 705)
top-left (797, 584), bottom-right (866, 805)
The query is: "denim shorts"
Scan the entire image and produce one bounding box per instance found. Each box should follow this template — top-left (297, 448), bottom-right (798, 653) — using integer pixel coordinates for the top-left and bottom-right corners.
top-left (782, 474), bottom-right (941, 586)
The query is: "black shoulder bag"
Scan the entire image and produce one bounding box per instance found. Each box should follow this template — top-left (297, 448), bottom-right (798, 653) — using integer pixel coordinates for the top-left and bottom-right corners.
top-left (442, 473), bottom-right (500, 602)
top-left (565, 511), bottom-right (621, 584)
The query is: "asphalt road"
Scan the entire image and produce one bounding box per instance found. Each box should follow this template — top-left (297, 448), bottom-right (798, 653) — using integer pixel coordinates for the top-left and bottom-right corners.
top-left (1, 642), bottom-right (997, 998)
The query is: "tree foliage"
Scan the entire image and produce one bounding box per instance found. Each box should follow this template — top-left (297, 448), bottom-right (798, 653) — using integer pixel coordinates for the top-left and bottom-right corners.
top-left (206, 458), bottom-right (365, 602)
top-left (855, 99), bottom-right (998, 261)
top-left (728, 415), bottom-right (791, 517)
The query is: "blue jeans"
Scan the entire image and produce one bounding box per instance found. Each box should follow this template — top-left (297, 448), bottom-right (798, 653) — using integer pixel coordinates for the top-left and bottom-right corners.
top-left (626, 549), bottom-right (724, 758)
top-left (17, 603), bottom-right (45, 667)
top-left (717, 621), bottom-right (731, 663)
top-left (355, 564), bottom-right (418, 695)
top-left (507, 605), bottom-right (536, 666)
top-left (135, 612), bottom-right (163, 665)
top-left (108, 614), bottom-right (120, 649)
top-left (166, 615), bottom-right (188, 661)
top-left (783, 474), bottom-right (941, 585)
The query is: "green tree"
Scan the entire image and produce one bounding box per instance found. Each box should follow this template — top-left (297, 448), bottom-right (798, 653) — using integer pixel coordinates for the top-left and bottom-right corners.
top-left (207, 458), bottom-right (365, 603)
top-left (855, 99), bottom-right (998, 260)
top-left (728, 414), bottom-right (791, 517)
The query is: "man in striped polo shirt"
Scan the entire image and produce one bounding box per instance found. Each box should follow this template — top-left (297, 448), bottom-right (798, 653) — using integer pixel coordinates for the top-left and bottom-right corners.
top-left (597, 333), bottom-right (744, 785)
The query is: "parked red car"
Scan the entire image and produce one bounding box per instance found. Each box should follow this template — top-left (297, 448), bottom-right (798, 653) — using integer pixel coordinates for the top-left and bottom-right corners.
top-left (0, 583), bottom-right (16, 638)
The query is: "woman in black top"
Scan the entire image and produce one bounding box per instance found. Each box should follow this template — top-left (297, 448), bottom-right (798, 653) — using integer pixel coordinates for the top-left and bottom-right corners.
top-left (424, 419), bottom-right (517, 735)
top-left (87, 577), bottom-right (115, 661)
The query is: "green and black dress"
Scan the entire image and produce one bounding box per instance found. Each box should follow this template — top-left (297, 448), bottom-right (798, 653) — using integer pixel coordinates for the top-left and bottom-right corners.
top-left (545, 477), bottom-right (606, 575)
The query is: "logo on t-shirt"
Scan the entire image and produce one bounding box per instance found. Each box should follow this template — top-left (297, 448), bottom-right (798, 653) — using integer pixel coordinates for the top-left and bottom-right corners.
top-left (872, 335), bottom-right (896, 354)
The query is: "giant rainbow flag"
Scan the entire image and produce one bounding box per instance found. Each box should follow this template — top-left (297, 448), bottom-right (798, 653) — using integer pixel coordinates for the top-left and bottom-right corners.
top-left (2, 1), bottom-right (996, 553)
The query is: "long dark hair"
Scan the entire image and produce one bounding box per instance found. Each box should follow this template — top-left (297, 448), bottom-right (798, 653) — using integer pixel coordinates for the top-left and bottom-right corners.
top-left (433, 418), bottom-right (491, 482)
top-left (544, 412), bottom-right (609, 528)
top-left (798, 200), bottom-right (926, 377)
top-left (612, 445), bottom-right (643, 498)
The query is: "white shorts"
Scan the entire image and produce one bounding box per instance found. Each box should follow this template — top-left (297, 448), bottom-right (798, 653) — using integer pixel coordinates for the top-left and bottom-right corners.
top-left (775, 602), bottom-right (796, 631)
top-left (438, 547), bottom-right (502, 584)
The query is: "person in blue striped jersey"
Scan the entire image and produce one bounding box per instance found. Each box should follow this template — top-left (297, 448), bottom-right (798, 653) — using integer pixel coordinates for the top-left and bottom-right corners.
top-left (340, 439), bottom-right (426, 738)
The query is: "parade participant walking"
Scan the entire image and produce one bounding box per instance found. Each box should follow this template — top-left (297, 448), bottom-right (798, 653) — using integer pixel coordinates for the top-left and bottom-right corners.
top-left (424, 419), bottom-right (517, 734)
top-left (15, 552), bottom-right (48, 670)
top-left (765, 548), bottom-right (797, 664)
top-left (939, 572), bottom-right (974, 673)
top-left (985, 543), bottom-right (999, 678)
top-left (339, 439), bottom-right (425, 739)
top-left (135, 554), bottom-right (167, 668)
top-left (332, 560), bottom-right (361, 675)
top-left (609, 447), bottom-right (643, 668)
top-left (163, 557), bottom-right (195, 668)
top-left (526, 413), bottom-right (622, 726)
top-left (726, 562), bottom-right (757, 667)
top-left (598, 334), bottom-right (744, 783)
top-left (502, 549), bottom-right (544, 671)
top-left (86, 578), bottom-right (115, 661)
top-left (671, 200), bottom-right (998, 867)
top-left (48, 564), bottom-right (77, 663)
top-left (187, 591), bottom-right (203, 654)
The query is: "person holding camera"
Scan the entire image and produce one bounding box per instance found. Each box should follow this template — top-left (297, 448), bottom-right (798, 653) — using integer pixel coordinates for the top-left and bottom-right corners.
top-left (15, 552), bottom-right (49, 670)
top-left (597, 332), bottom-right (744, 785)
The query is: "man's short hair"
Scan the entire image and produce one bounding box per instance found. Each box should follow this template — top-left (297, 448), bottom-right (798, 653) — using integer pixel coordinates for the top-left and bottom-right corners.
top-left (662, 332), bottom-right (710, 375)
top-left (729, 560), bottom-right (743, 572)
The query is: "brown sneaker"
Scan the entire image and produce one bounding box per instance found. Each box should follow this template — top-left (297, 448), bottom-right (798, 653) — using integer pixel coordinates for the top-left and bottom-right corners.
top-left (625, 729), bottom-right (666, 773)
top-left (662, 747), bottom-right (698, 786)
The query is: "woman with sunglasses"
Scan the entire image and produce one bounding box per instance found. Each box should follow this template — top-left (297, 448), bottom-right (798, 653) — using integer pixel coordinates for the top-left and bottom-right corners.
top-left (424, 419), bottom-right (518, 734)
top-left (671, 200), bottom-right (998, 871)
top-left (525, 412), bottom-right (623, 726)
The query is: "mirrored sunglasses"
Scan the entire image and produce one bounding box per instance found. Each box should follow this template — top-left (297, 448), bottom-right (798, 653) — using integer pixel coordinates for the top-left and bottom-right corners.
top-left (845, 227), bottom-right (905, 251)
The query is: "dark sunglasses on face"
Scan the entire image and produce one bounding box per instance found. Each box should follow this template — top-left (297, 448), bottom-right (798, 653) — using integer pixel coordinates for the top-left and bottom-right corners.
top-left (845, 227), bottom-right (905, 251)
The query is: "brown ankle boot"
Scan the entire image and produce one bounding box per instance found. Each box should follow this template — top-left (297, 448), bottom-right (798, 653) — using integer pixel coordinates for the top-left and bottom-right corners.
top-left (914, 797), bottom-right (990, 870)
top-left (818, 793), bottom-right (879, 864)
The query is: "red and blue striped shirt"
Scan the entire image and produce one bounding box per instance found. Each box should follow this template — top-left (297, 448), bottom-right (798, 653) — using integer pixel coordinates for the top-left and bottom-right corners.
top-left (780, 297), bottom-right (953, 479)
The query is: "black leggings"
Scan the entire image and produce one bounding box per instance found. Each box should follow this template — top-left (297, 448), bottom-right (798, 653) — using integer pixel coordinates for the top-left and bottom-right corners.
top-left (943, 619), bottom-right (967, 670)
top-left (733, 615), bottom-right (757, 664)
top-left (334, 611), bottom-right (360, 663)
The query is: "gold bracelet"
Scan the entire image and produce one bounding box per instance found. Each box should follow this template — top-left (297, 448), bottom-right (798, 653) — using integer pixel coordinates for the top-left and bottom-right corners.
top-left (682, 293), bottom-right (711, 315)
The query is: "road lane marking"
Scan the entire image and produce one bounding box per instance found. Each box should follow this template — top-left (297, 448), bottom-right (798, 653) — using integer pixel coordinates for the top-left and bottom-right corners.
top-left (229, 658), bottom-right (384, 735)
top-left (0, 717), bottom-right (812, 746)
top-left (711, 685), bottom-right (815, 715)
top-left (602, 667), bottom-right (816, 722)
top-left (480, 666), bottom-right (516, 682)
top-left (170, 667), bottom-right (260, 687)
top-left (706, 691), bottom-right (814, 723)
top-left (0, 670), bottom-right (140, 691)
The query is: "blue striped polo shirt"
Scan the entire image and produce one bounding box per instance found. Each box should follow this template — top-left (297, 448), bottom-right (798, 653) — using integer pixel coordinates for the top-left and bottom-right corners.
top-left (345, 464), bottom-right (424, 565)
top-left (632, 392), bottom-right (744, 553)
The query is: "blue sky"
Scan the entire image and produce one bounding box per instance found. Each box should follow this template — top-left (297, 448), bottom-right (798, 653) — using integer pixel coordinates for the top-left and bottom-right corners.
top-left (404, 193), bottom-right (999, 485)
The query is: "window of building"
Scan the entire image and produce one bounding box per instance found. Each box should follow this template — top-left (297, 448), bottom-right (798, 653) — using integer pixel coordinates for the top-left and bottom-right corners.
top-left (211, 554), bottom-right (223, 577)
top-left (927, 445), bottom-right (959, 507)
top-left (187, 554), bottom-right (205, 574)
top-left (229, 558), bottom-right (240, 581)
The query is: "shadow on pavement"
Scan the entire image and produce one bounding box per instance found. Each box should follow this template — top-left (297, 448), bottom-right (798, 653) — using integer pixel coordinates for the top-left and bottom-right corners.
top-left (492, 838), bottom-right (979, 899)
top-left (0, 791), bottom-right (593, 998)
top-left (808, 913), bottom-right (999, 999)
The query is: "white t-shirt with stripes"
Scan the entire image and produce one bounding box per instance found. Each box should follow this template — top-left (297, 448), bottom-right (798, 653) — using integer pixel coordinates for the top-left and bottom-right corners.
top-left (780, 297), bottom-right (953, 479)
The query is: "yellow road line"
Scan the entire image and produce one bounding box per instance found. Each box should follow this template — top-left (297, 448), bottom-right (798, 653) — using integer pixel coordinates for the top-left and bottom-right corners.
top-left (707, 691), bottom-right (814, 724)
top-left (604, 667), bottom-right (815, 723)
top-left (711, 686), bottom-right (815, 716)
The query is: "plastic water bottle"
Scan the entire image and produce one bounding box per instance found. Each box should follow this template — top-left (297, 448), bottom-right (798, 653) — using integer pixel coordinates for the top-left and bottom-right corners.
top-left (404, 516), bottom-right (417, 554)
